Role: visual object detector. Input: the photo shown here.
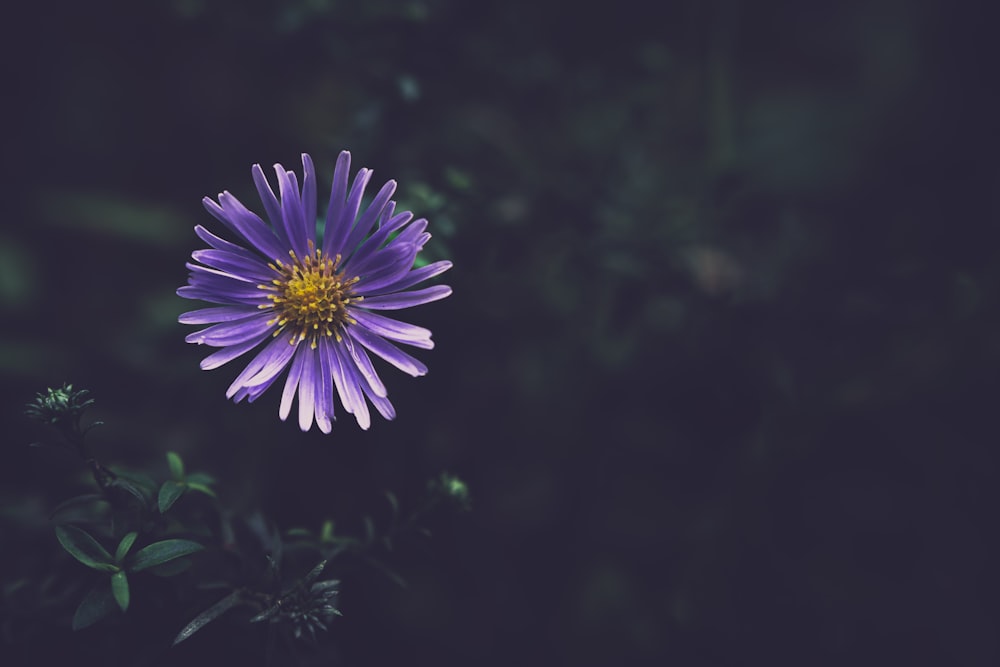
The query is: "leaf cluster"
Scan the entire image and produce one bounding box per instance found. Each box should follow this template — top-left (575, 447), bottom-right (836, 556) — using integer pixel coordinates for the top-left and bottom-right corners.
top-left (27, 387), bottom-right (470, 654)
top-left (50, 447), bottom-right (219, 629)
top-left (56, 524), bottom-right (202, 627)
top-left (158, 451), bottom-right (217, 513)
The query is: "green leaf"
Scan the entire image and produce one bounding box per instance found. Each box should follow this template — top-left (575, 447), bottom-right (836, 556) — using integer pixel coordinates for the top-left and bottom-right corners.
top-left (115, 532), bottom-right (138, 563)
top-left (319, 519), bottom-right (335, 543)
top-left (301, 559), bottom-right (329, 587)
top-left (185, 482), bottom-right (216, 498)
top-left (108, 469), bottom-right (158, 505)
top-left (145, 557), bottom-right (192, 577)
top-left (166, 451), bottom-right (185, 480)
top-left (185, 472), bottom-right (216, 485)
top-left (157, 480), bottom-right (186, 513)
top-left (111, 571), bottom-right (130, 612)
top-left (108, 477), bottom-right (150, 509)
top-left (173, 590), bottom-right (246, 646)
top-left (130, 539), bottom-right (203, 572)
top-left (72, 584), bottom-right (118, 630)
top-left (112, 469), bottom-right (158, 493)
top-left (55, 525), bottom-right (119, 573)
top-left (82, 420), bottom-right (104, 435)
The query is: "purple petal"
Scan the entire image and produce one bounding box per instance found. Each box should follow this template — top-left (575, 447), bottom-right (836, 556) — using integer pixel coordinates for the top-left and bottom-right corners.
top-left (359, 260), bottom-right (453, 296)
top-left (217, 192), bottom-right (289, 260)
top-left (378, 200), bottom-right (397, 226)
top-left (321, 151), bottom-right (352, 257)
top-left (357, 285), bottom-right (452, 310)
top-left (204, 193), bottom-right (287, 261)
top-left (235, 368), bottom-right (282, 403)
top-left (315, 337), bottom-right (334, 433)
top-left (191, 229), bottom-right (263, 267)
top-left (351, 311), bottom-right (433, 349)
top-left (179, 305), bottom-right (260, 325)
top-left (301, 154), bottom-right (318, 242)
top-left (186, 261), bottom-right (257, 284)
top-left (324, 166), bottom-right (371, 258)
top-left (340, 349), bottom-right (372, 430)
top-left (199, 329), bottom-right (272, 370)
top-left (276, 165), bottom-right (310, 258)
top-left (280, 346), bottom-right (307, 422)
top-left (251, 164), bottom-right (291, 248)
top-left (194, 225), bottom-right (258, 258)
top-left (225, 331), bottom-right (296, 399)
top-left (346, 209), bottom-right (414, 271)
top-left (349, 326), bottom-right (428, 377)
top-left (244, 334), bottom-right (298, 387)
top-left (342, 333), bottom-right (387, 397)
top-left (177, 284), bottom-right (270, 307)
top-left (191, 249), bottom-right (274, 283)
top-left (329, 340), bottom-right (370, 429)
top-left (413, 232), bottom-right (432, 250)
top-left (230, 386), bottom-right (253, 403)
top-left (360, 380), bottom-right (396, 421)
top-left (182, 265), bottom-right (273, 305)
top-left (297, 344), bottom-right (317, 431)
top-left (341, 179), bottom-right (396, 260)
top-left (346, 243), bottom-right (416, 291)
top-left (336, 167), bottom-right (371, 245)
top-left (186, 312), bottom-right (275, 347)
top-left (392, 218), bottom-right (428, 246)
top-left (385, 203), bottom-right (418, 235)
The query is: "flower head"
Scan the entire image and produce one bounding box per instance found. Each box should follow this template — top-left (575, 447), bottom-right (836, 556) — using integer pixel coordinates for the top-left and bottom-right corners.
top-left (25, 383), bottom-right (95, 427)
top-left (178, 152), bottom-right (452, 432)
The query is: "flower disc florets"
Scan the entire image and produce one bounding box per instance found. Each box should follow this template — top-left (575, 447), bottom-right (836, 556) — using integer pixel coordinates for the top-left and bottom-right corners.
top-left (263, 243), bottom-right (359, 348)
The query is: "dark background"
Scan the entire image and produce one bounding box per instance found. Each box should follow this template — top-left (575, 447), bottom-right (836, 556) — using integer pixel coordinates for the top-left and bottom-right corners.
top-left (2, 0), bottom-right (999, 664)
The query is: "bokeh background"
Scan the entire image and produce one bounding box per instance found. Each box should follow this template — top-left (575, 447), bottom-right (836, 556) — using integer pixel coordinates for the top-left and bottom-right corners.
top-left (2, 0), bottom-right (999, 664)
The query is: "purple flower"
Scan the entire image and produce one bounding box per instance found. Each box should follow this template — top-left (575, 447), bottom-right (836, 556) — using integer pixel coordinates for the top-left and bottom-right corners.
top-left (178, 152), bottom-right (452, 433)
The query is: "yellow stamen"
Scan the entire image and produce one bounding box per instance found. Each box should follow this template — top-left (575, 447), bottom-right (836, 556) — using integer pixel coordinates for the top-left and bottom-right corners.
top-left (258, 241), bottom-right (358, 347)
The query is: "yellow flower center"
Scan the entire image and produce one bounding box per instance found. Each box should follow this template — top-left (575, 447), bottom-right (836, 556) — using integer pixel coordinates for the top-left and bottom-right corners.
top-left (259, 241), bottom-right (360, 348)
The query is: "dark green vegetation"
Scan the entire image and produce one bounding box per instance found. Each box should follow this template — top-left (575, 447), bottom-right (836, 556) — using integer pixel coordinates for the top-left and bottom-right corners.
top-left (2, 0), bottom-right (998, 665)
